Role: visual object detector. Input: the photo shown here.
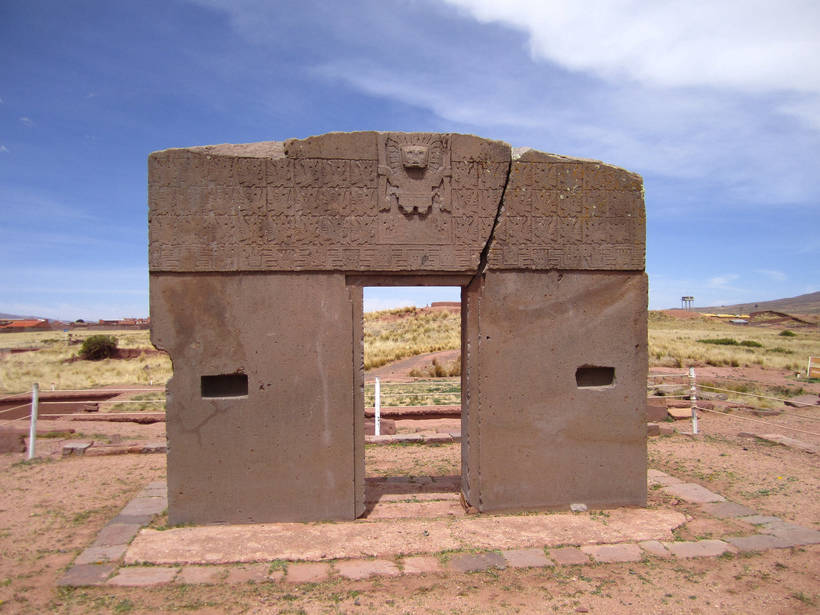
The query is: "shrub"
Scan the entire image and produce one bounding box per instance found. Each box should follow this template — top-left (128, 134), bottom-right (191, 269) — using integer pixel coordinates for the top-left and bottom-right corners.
top-left (739, 340), bottom-right (763, 348)
top-left (779, 330), bottom-right (797, 337)
top-left (697, 338), bottom-right (739, 346)
top-left (79, 335), bottom-right (118, 360)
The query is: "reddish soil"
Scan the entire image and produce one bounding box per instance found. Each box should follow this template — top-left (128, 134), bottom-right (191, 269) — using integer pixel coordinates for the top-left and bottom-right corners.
top-left (367, 349), bottom-right (459, 382)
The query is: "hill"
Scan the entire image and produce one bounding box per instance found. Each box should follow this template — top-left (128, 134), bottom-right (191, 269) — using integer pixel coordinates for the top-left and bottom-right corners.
top-left (690, 291), bottom-right (820, 315)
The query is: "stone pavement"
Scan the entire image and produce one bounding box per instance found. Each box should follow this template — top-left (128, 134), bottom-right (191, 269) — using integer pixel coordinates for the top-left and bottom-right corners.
top-left (58, 470), bottom-right (820, 587)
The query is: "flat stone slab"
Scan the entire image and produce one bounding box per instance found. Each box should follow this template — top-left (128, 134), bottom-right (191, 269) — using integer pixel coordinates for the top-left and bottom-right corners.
top-left (285, 562), bottom-right (331, 584)
top-left (759, 522), bottom-right (820, 545)
top-left (639, 540), bottom-right (671, 558)
top-left (58, 563), bottom-right (117, 586)
top-left (647, 469), bottom-right (683, 487)
top-left (124, 508), bottom-right (685, 565)
top-left (755, 434), bottom-right (817, 454)
top-left (663, 540), bottom-right (736, 558)
top-left (364, 499), bottom-right (464, 519)
top-left (225, 563), bottom-right (274, 584)
top-left (75, 544), bottom-right (127, 565)
top-left (580, 543), bottom-right (642, 563)
top-left (336, 559), bottom-right (401, 580)
top-left (549, 547), bottom-right (590, 565)
top-left (62, 441), bottom-right (92, 456)
top-left (726, 534), bottom-right (795, 552)
top-left (108, 566), bottom-right (179, 586)
top-left (662, 483), bottom-right (726, 503)
top-left (739, 515), bottom-right (782, 525)
top-left (93, 522), bottom-right (142, 547)
top-left (447, 552), bottom-right (506, 573)
top-left (120, 496), bottom-right (167, 516)
top-left (699, 501), bottom-right (758, 518)
top-left (176, 565), bottom-right (226, 584)
top-left (502, 548), bottom-right (553, 568)
top-left (401, 556), bottom-right (443, 574)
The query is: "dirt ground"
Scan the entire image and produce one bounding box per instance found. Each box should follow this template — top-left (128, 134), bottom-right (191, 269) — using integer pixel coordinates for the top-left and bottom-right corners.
top-left (1, 366), bottom-right (818, 614)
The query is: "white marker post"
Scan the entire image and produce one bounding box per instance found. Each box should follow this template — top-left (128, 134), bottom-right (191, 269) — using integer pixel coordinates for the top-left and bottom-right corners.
top-left (374, 377), bottom-right (381, 436)
top-left (27, 382), bottom-right (39, 460)
top-left (689, 367), bottom-right (698, 435)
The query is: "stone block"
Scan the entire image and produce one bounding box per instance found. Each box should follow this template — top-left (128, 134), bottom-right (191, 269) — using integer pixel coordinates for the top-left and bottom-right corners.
top-left (647, 399), bottom-right (668, 422)
top-left (663, 540), bottom-right (736, 558)
top-left (58, 563), bottom-right (117, 587)
top-left (760, 522), bottom-right (820, 545)
top-left (225, 563), bottom-right (273, 584)
top-left (548, 547), bottom-right (590, 566)
top-left (92, 523), bottom-right (142, 547)
top-left (647, 423), bottom-right (660, 436)
top-left (176, 565), bottom-right (227, 584)
top-left (447, 552), bottom-right (506, 573)
top-left (401, 556), bottom-right (443, 574)
top-left (108, 566), bottom-right (179, 586)
top-left (739, 515), bottom-right (782, 525)
top-left (699, 501), bottom-right (757, 518)
top-left (580, 543), bottom-right (642, 563)
top-left (74, 544), bottom-right (127, 565)
top-left (647, 469), bottom-right (682, 487)
top-left (364, 418), bottom-right (396, 435)
top-left (62, 441), bottom-right (92, 456)
top-left (638, 540), bottom-right (671, 558)
top-left (502, 548), bottom-right (553, 568)
top-left (725, 534), bottom-right (794, 552)
top-left (662, 483), bottom-right (725, 503)
top-left (336, 559), bottom-right (400, 580)
top-left (120, 496), bottom-right (166, 517)
top-left (285, 562), bottom-right (331, 584)
top-left (0, 430), bottom-right (26, 453)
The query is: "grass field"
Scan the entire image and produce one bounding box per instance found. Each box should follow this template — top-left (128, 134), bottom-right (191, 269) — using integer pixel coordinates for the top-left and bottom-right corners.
top-left (1, 310), bottom-right (817, 394)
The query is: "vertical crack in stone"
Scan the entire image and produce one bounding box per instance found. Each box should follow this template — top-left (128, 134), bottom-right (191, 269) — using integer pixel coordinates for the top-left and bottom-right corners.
top-left (471, 152), bottom-right (512, 284)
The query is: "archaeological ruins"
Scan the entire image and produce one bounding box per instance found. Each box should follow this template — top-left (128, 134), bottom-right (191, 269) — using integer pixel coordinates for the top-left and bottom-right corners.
top-left (148, 132), bottom-right (648, 525)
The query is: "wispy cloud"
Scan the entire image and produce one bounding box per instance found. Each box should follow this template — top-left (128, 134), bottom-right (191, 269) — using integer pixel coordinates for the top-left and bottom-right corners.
top-left (19, 116), bottom-right (34, 127)
top-left (756, 269), bottom-right (787, 282)
top-left (707, 274), bottom-right (740, 289)
top-left (0, 145), bottom-right (8, 153)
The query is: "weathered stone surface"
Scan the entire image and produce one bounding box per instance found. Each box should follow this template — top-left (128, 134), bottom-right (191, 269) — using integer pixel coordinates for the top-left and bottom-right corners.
top-left (462, 271), bottom-right (647, 512)
top-left (0, 430), bottom-right (26, 453)
top-left (661, 483), bottom-right (725, 504)
top-left (580, 543), bottom-right (642, 563)
top-left (699, 501), bottom-right (757, 518)
top-left (108, 566), bottom-right (179, 586)
top-left (285, 562), bottom-right (331, 584)
top-left (549, 547), bottom-right (590, 565)
top-left (663, 540), bottom-right (736, 558)
top-left (638, 540), bottom-right (671, 558)
top-left (401, 556), bottom-right (443, 574)
top-left (336, 559), bottom-right (401, 580)
top-left (58, 563), bottom-right (117, 587)
top-left (149, 132), bottom-right (647, 524)
top-left (646, 399), bottom-right (668, 422)
top-left (61, 441), bottom-right (92, 456)
top-left (759, 521), bottom-right (820, 545)
top-left (447, 552), bottom-right (506, 573)
top-left (75, 544), bottom-right (127, 565)
top-left (647, 469), bottom-right (682, 487)
top-left (725, 534), bottom-right (794, 552)
top-left (502, 548), bottom-right (552, 568)
top-left (176, 565), bottom-right (226, 584)
top-left (739, 515), bottom-right (782, 525)
top-left (92, 523), bottom-right (142, 547)
top-left (225, 563), bottom-right (273, 584)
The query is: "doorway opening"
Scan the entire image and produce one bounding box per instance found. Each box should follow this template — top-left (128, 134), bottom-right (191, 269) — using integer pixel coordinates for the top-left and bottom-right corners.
top-left (360, 283), bottom-right (463, 519)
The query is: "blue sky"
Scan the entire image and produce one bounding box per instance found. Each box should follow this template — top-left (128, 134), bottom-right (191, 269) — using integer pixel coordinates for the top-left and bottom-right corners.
top-left (1, 0), bottom-right (818, 319)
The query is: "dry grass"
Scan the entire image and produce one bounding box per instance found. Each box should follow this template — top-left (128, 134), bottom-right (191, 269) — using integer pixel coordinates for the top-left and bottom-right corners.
top-left (363, 306), bottom-right (460, 370)
top-left (0, 330), bottom-right (171, 394)
top-left (648, 312), bottom-right (819, 371)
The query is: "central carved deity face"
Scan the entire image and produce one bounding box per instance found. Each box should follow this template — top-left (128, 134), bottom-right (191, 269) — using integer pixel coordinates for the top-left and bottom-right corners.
top-left (401, 145), bottom-right (429, 169)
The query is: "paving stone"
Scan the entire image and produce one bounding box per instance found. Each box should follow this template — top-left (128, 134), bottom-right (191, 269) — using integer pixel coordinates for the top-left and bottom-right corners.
top-left (658, 425), bottom-right (675, 435)
top-left (58, 563), bottom-right (117, 586)
top-left (661, 483), bottom-right (725, 503)
top-left (725, 534), bottom-right (794, 552)
top-left (225, 563), bottom-right (273, 584)
top-left (177, 565), bottom-right (227, 584)
top-left (699, 501), bottom-right (758, 518)
top-left (549, 547), bottom-right (590, 566)
top-left (739, 515), bottom-right (782, 525)
top-left (401, 556), bottom-right (443, 574)
top-left (92, 523), bottom-right (142, 547)
top-left (121, 496), bottom-right (167, 516)
top-left (285, 562), bottom-right (331, 584)
top-left (755, 434), bottom-right (817, 454)
top-left (759, 522), bottom-right (820, 545)
top-left (646, 423), bottom-right (660, 437)
top-left (110, 513), bottom-right (155, 526)
top-left (502, 548), bottom-right (553, 568)
top-left (663, 540), bottom-right (736, 558)
top-left (580, 543), bottom-right (642, 563)
top-left (639, 540), bottom-right (671, 558)
top-left (108, 566), bottom-right (179, 586)
top-left (75, 544), bottom-right (127, 565)
top-left (646, 469), bottom-right (683, 487)
top-left (447, 552), bottom-right (506, 573)
top-left (336, 559), bottom-right (401, 580)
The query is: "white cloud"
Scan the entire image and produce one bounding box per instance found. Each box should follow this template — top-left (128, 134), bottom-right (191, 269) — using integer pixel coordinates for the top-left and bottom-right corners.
top-left (707, 274), bottom-right (740, 289)
top-left (756, 269), bottom-right (787, 282)
top-left (19, 116), bottom-right (34, 127)
top-left (0, 145), bottom-right (8, 153)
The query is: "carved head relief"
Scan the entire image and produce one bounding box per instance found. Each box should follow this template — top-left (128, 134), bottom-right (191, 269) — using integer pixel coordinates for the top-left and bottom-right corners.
top-left (401, 145), bottom-right (429, 169)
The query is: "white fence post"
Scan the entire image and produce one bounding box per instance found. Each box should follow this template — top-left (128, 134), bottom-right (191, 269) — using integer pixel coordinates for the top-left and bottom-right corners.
top-left (27, 382), bottom-right (39, 460)
top-left (689, 367), bottom-right (698, 435)
top-left (374, 377), bottom-right (381, 436)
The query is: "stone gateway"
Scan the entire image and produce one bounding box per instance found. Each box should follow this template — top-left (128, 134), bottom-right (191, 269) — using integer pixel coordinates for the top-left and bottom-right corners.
top-left (148, 132), bottom-right (648, 525)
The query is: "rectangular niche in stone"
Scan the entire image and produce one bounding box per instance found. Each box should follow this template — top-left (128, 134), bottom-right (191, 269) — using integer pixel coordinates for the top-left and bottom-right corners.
top-left (201, 373), bottom-right (248, 398)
